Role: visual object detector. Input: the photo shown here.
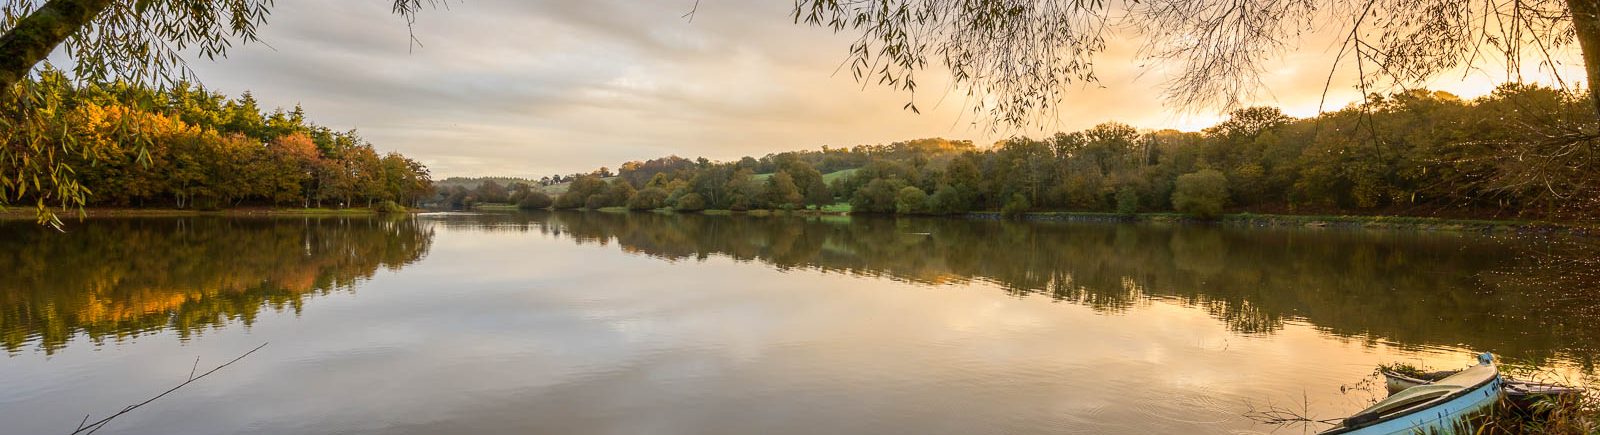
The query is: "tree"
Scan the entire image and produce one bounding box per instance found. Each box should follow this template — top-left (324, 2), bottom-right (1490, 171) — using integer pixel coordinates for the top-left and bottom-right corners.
top-left (0, 1), bottom-right (442, 224)
top-left (724, 168), bottom-right (761, 210)
top-left (1173, 169), bottom-right (1229, 219)
top-left (517, 191), bottom-right (552, 210)
top-left (0, 1), bottom-right (440, 93)
top-left (850, 178), bottom-right (907, 214)
top-left (674, 192), bottom-right (706, 212)
top-left (444, 186), bottom-right (474, 209)
top-left (1001, 193), bottom-right (1030, 219)
top-left (1116, 186), bottom-right (1140, 215)
top-left (895, 186), bottom-right (927, 215)
top-left (796, 0), bottom-right (1600, 124)
top-left (475, 180), bottom-right (509, 204)
top-left (606, 178), bottom-right (636, 207)
top-left (764, 170), bottom-right (803, 209)
top-left (554, 175), bottom-right (606, 209)
top-left (628, 187), bottom-right (668, 211)
top-left (803, 176), bottom-right (833, 208)
top-left (927, 184), bottom-right (968, 215)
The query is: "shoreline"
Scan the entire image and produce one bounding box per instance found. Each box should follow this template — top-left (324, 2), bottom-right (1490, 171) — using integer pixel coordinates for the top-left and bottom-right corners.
top-left (0, 207), bottom-right (389, 220)
top-left (11, 206), bottom-right (1593, 236)
top-left (964, 211), bottom-right (1591, 236)
top-left (543, 206), bottom-right (1593, 236)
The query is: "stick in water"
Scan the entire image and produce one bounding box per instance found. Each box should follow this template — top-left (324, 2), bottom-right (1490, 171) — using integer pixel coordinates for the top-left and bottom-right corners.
top-left (70, 342), bottom-right (269, 435)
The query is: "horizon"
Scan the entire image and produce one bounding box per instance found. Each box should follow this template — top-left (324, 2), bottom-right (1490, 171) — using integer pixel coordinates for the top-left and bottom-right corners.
top-left (147, 0), bottom-right (1582, 179)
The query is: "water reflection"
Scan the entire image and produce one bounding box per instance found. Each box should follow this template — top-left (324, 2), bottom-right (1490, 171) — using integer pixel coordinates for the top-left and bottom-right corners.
top-left (434, 211), bottom-right (1598, 367)
top-left (0, 216), bottom-right (433, 354)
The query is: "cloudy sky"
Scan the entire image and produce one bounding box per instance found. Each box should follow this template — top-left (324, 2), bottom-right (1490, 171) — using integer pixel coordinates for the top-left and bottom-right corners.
top-left (174, 0), bottom-right (1583, 178)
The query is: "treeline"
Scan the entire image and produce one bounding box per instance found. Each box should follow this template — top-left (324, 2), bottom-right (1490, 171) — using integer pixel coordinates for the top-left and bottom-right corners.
top-left (2, 70), bottom-right (434, 211)
top-left (524, 84), bottom-right (1595, 221)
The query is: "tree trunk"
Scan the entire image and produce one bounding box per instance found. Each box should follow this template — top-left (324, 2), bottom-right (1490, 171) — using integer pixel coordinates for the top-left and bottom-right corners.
top-left (1571, 0), bottom-right (1600, 119)
top-left (0, 0), bottom-right (114, 92)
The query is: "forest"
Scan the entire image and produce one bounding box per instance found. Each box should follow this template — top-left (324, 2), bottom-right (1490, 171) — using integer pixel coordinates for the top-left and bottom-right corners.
top-left (456, 84), bottom-right (1595, 222)
top-left (1, 69), bottom-right (435, 216)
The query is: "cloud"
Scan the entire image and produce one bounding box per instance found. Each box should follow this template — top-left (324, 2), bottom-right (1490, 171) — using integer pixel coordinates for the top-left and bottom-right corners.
top-left (172, 0), bottom-right (1584, 178)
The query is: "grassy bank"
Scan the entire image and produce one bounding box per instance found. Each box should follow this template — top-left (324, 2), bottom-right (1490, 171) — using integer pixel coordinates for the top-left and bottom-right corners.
top-left (471, 203), bottom-right (521, 211)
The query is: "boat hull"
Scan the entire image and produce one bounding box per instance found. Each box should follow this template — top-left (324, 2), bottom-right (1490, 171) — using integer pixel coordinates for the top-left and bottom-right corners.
top-left (1320, 375), bottom-right (1501, 435)
top-left (1383, 370), bottom-right (1583, 410)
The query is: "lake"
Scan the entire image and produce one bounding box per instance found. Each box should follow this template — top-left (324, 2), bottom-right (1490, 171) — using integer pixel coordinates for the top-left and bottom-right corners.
top-left (1, 211), bottom-right (1595, 434)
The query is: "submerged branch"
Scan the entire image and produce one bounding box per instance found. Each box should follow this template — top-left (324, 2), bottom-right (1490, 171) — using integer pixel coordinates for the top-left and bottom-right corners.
top-left (70, 342), bottom-right (269, 435)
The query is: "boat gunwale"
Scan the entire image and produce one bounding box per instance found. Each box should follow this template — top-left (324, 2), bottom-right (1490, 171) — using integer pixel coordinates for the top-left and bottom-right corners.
top-left (1318, 367), bottom-right (1500, 435)
top-left (1379, 369), bottom-right (1434, 387)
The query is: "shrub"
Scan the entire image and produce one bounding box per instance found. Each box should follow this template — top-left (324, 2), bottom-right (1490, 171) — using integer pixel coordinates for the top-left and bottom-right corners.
top-left (1172, 169), bottom-right (1229, 219)
top-left (553, 193), bottom-right (585, 209)
top-left (675, 192), bottom-right (706, 212)
top-left (727, 194), bottom-right (751, 212)
top-left (849, 178), bottom-right (907, 214)
top-left (1115, 186), bottom-right (1139, 215)
top-left (895, 186), bottom-right (928, 214)
top-left (1001, 193), bottom-right (1030, 218)
top-left (628, 187), bottom-right (668, 211)
top-left (926, 184), bottom-right (968, 215)
top-left (583, 194), bottom-right (608, 210)
top-left (517, 192), bottom-right (553, 210)
top-left (373, 200), bottom-right (407, 214)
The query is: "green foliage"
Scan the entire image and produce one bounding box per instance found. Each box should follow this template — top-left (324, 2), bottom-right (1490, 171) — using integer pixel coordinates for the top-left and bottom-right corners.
top-left (517, 191), bottom-right (552, 210)
top-left (926, 184), bottom-right (969, 215)
top-left (895, 186), bottom-right (928, 214)
top-left (1001, 193), bottom-right (1030, 218)
top-left (1172, 169), bottom-right (1228, 219)
top-left (674, 192), bottom-right (706, 212)
top-left (373, 200), bottom-right (407, 214)
top-left (763, 170), bottom-right (803, 209)
top-left (606, 178), bottom-right (635, 208)
top-left (485, 85), bottom-right (1595, 222)
top-left (554, 175), bottom-right (606, 209)
top-left (1116, 186), bottom-right (1139, 215)
top-left (628, 187), bottom-right (668, 211)
top-left (850, 178), bottom-right (908, 214)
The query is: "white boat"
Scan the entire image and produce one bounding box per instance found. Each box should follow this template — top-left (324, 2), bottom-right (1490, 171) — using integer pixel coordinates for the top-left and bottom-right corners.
top-left (1383, 367), bottom-right (1583, 409)
top-left (1319, 353), bottom-right (1501, 435)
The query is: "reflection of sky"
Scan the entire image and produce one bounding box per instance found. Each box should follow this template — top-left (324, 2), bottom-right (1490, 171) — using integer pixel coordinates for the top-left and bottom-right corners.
top-left (0, 224), bottom-right (1499, 434)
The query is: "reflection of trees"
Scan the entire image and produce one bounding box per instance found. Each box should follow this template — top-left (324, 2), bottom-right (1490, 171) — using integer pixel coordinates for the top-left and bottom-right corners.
top-left (509, 211), bottom-right (1597, 365)
top-left (0, 217), bottom-right (433, 354)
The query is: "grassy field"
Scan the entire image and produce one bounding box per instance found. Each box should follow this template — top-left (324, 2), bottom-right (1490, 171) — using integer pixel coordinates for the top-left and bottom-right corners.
top-left (539, 176), bottom-right (618, 195)
top-left (539, 169), bottom-right (858, 196)
top-left (821, 168), bottom-right (858, 183)
top-left (750, 168), bottom-right (857, 183)
top-left (818, 202), bottom-right (852, 213)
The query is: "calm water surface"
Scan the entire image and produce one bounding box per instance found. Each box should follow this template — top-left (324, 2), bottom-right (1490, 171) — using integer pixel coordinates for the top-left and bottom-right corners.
top-left (1, 212), bottom-right (1595, 434)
